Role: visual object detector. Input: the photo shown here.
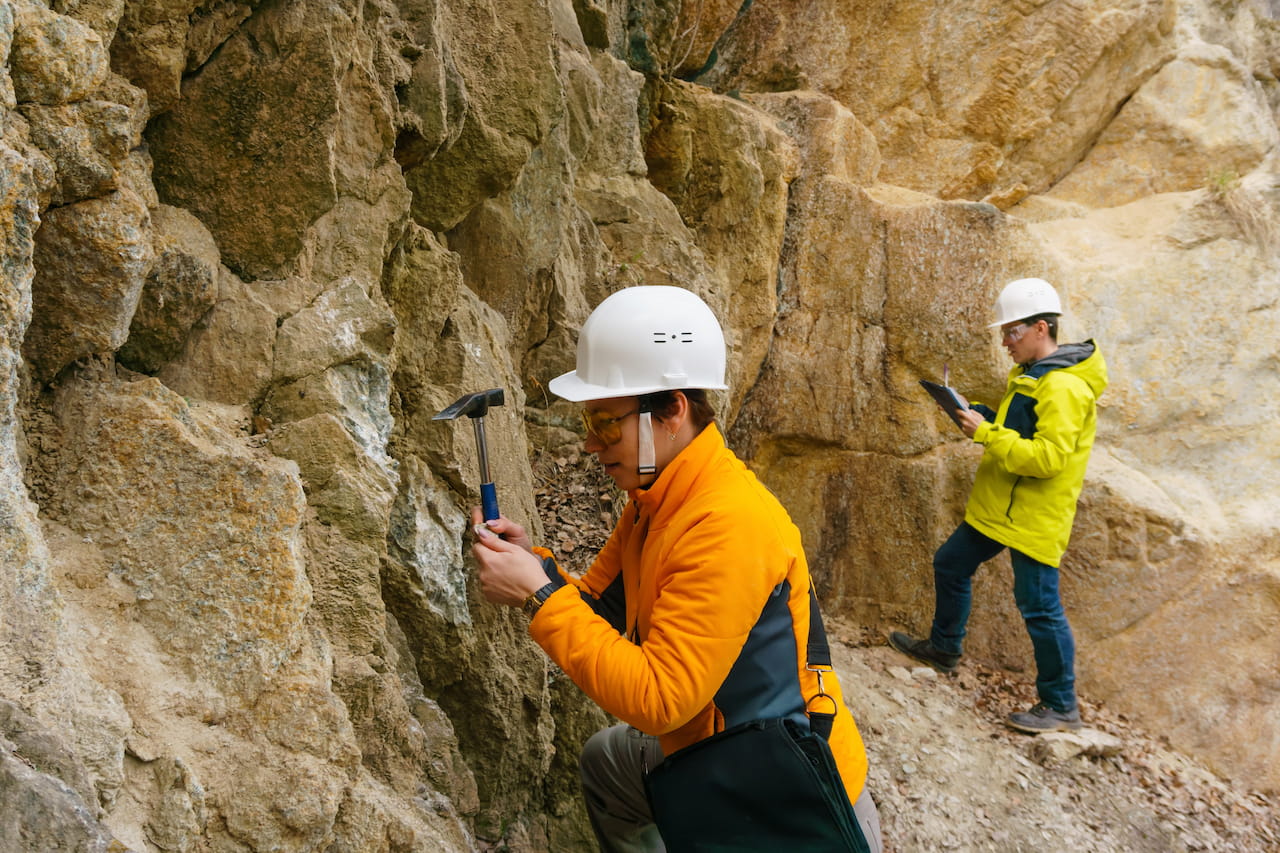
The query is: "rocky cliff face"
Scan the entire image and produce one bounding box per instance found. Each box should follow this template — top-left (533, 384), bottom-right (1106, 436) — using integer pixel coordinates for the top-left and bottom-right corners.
top-left (0, 0), bottom-right (1277, 849)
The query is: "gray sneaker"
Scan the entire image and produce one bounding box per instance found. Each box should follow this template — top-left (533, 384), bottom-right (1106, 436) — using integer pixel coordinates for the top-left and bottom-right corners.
top-left (1006, 702), bottom-right (1082, 733)
top-left (888, 631), bottom-right (960, 674)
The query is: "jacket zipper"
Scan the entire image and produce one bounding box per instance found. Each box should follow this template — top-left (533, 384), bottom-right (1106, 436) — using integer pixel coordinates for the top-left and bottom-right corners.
top-left (1005, 476), bottom-right (1021, 521)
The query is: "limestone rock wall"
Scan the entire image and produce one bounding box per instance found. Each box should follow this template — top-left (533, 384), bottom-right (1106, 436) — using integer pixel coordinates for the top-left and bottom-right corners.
top-left (0, 0), bottom-right (1277, 849)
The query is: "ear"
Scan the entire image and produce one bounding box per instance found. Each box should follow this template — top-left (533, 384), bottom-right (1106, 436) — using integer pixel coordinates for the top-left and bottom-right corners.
top-left (657, 391), bottom-right (690, 431)
top-left (675, 391), bottom-right (691, 424)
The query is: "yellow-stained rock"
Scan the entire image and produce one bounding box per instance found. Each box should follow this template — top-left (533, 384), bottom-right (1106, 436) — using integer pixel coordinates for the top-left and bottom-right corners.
top-left (1049, 45), bottom-right (1279, 208)
top-left (644, 79), bottom-right (798, 414)
top-left (118, 204), bottom-right (220, 375)
top-left (10, 2), bottom-right (110, 105)
top-left (36, 374), bottom-right (312, 697)
top-left (702, 0), bottom-right (1176, 201)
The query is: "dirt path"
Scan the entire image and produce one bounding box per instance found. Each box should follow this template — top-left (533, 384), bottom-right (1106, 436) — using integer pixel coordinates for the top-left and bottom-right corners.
top-left (835, 626), bottom-right (1279, 852)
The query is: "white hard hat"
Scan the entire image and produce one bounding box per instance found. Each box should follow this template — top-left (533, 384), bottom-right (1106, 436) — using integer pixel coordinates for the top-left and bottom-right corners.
top-left (989, 277), bottom-right (1062, 327)
top-left (548, 286), bottom-right (728, 402)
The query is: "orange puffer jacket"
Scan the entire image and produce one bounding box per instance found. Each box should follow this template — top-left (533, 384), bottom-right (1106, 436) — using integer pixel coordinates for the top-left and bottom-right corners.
top-left (530, 423), bottom-right (869, 804)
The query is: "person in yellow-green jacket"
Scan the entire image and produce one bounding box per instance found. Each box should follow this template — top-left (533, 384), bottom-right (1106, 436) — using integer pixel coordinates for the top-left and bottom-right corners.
top-left (469, 286), bottom-right (882, 852)
top-left (892, 277), bottom-right (1108, 733)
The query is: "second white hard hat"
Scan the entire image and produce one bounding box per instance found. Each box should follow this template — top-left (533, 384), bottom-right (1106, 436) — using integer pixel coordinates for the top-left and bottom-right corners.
top-left (548, 286), bottom-right (728, 402)
top-left (989, 277), bottom-right (1062, 327)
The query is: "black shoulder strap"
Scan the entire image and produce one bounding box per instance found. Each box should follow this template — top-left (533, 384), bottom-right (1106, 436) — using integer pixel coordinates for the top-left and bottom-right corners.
top-left (805, 585), bottom-right (837, 740)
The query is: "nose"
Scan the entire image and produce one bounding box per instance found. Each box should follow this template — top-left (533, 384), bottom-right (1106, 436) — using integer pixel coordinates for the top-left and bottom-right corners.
top-left (583, 431), bottom-right (605, 454)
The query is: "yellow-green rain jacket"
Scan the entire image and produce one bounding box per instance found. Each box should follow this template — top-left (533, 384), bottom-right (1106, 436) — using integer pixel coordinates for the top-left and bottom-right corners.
top-left (966, 341), bottom-right (1108, 567)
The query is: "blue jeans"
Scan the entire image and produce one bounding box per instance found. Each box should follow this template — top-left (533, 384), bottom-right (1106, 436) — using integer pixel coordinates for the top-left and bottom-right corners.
top-left (929, 522), bottom-right (1077, 712)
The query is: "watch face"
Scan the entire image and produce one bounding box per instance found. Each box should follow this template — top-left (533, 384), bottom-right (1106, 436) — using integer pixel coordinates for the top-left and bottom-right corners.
top-left (524, 584), bottom-right (555, 617)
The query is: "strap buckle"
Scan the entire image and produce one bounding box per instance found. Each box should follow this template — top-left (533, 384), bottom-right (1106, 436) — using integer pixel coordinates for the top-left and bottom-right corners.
top-left (805, 664), bottom-right (837, 716)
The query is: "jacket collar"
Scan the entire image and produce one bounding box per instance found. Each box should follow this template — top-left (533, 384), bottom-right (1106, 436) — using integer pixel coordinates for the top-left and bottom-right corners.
top-left (630, 421), bottom-right (726, 529)
top-left (1022, 339), bottom-right (1096, 378)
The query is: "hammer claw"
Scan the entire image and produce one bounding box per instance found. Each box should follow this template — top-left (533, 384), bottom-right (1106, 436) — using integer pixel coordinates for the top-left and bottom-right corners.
top-left (432, 389), bottom-right (505, 421)
top-left (434, 388), bottom-right (507, 522)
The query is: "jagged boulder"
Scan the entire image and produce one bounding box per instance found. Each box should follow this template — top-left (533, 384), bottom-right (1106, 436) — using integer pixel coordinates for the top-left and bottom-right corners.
top-left (399, 0), bottom-right (562, 232)
top-left (110, 0), bottom-right (257, 117)
top-left (146, 0), bottom-right (399, 279)
top-left (1087, 557), bottom-right (1280, 793)
top-left (17, 73), bottom-right (146, 207)
top-left (155, 269), bottom-right (278, 405)
top-left (642, 79), bottom-right (797, 413)
top-left (118, 203), bottom-right (220, 374)
top-left (1049, 43), bottom-right (1280, 207)
top-left (23, 189), bottom-right (154, 384)
top-left (35, 374), bottom-right (313, 698)
top-left (0, 722), bottom-right (118, 852)
top-left (9, 1), bottom-right (110, 105)
top-left (701, 0), bottom-right (1177, 203)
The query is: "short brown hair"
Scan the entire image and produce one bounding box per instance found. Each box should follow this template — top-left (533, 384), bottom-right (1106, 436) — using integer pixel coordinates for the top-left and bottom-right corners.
top-left (1026, 313), bottom-right (1059, 341)
top-left (640, 389), bottom-right (716, 433)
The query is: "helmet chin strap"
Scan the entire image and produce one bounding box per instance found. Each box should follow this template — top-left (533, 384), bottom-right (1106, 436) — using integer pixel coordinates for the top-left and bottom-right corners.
top-left (636, 411), bottom-right (657, 476)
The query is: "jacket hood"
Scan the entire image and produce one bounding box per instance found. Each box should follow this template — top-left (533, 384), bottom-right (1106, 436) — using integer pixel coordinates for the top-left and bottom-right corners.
top-left (1024, 339), bottom-right (1107, 397)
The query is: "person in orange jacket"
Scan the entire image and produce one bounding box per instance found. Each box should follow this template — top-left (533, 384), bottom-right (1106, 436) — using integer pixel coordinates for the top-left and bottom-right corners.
top-left (470, 286), bottom-right (882, 852)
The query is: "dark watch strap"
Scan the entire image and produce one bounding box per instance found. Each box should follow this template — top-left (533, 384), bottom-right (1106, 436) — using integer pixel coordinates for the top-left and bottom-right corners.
top-left (522, 582), bottom-right (557, 617)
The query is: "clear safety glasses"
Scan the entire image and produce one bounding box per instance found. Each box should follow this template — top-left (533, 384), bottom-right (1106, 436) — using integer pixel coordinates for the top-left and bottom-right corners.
top-left (1000, 322), bottom-right (1032, 343)
top-left (580, 408), bottom-right (639, 446)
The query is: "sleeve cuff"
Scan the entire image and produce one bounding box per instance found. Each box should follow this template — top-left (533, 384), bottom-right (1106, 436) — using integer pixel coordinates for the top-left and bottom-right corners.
top-left (530, 548), bottom-right (568, 589)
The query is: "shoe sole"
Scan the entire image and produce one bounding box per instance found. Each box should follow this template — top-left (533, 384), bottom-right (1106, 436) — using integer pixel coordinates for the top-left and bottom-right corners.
top-left (1004, 717), bottom-right (1083, 734)
top-left (888, 633), bottom-right (958, 674)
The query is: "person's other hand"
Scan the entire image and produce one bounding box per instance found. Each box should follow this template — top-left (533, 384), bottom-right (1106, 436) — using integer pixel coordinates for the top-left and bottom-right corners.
top-left (470, 521), bottom-right (548, 608)
top-left (469, 507), bottom-right (534, 553)
top-left (957, 407), bottom-right (985, 439)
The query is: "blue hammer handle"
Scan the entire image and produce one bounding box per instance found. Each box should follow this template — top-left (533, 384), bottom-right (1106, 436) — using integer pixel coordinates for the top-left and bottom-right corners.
top-left (480, 482), bottom-right (499, 523)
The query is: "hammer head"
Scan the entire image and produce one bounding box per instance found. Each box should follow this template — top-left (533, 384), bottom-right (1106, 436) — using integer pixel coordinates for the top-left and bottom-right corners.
top-left (433, 388), bottom-right (505, 421)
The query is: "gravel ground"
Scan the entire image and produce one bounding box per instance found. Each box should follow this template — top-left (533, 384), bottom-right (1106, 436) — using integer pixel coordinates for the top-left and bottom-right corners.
top-left (835, 626), bottom-right (1279, 852)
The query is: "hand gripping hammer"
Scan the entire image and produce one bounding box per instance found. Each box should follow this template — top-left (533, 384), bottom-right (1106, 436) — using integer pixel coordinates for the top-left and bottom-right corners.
top-left (433, 389), bottom-right (505, 522)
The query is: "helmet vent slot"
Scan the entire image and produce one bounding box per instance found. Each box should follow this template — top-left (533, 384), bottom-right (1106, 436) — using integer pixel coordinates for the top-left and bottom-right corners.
top-left (652, 331), bottom-right (694, 343)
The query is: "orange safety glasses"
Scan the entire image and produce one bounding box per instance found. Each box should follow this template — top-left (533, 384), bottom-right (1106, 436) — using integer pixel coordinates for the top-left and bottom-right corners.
top-left (580, 408), bottom-right (640, 446)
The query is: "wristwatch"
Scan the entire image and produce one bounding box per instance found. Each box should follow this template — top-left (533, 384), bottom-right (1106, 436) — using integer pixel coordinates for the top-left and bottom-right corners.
top-left (522, 583), bottom-right (557, 618)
